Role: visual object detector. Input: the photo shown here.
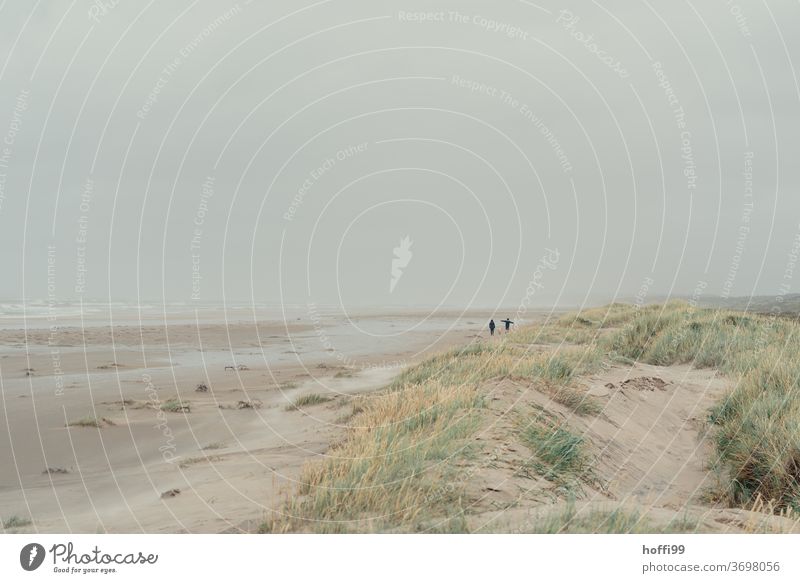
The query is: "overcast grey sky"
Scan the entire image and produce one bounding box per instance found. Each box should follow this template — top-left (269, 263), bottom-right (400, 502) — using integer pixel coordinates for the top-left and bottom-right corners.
top-left (1, 0), bottom-right (798, 310)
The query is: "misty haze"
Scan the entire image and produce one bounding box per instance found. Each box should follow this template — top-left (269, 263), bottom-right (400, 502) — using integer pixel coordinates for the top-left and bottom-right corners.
top-left (2, 0), bottom-right (800, 547)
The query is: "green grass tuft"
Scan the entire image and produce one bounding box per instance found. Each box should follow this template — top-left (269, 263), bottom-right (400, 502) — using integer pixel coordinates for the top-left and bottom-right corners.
top-left (160, 400), bottom-right (190, 413)
top-left (520, 420), bottom-right (587, 481)
top-left (285, 393), bottom-right (332, 411)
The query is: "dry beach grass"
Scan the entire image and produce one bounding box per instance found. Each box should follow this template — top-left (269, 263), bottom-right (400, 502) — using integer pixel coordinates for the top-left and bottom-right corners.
top-left (263, 302), bottom-right (800, 533)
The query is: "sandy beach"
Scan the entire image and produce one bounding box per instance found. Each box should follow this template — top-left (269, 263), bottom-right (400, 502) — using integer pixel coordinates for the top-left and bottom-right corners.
top-left (0, 305), bottom-right (538, 533)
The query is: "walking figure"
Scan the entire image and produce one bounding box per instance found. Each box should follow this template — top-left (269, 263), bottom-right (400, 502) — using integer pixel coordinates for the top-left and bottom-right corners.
top-left (501, 318), bottom-right (514, 333)
top-left (489, 319), bottom-right (496, 336)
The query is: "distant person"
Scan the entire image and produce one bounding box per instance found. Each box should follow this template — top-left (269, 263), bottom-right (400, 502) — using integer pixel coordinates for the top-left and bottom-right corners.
top-left (501, 318), bottom-right (514, 333)
top-left (489, 319), bottom-right (496, 336)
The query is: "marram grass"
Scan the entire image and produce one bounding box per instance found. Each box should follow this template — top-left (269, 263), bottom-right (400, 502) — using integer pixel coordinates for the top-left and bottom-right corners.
top-left (263, 301), bottom-right (800, 531)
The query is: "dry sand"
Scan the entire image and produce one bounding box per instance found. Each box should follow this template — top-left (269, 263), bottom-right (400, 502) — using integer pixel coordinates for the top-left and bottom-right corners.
top-left (0, 308), bottom-right (510, 533)
top-left (459, 361), bottom-right (800, 533)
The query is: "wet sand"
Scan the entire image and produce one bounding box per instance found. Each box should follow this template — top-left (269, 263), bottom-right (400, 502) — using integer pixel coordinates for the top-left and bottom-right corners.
top-left (0, 307), bottom-right (536, 533)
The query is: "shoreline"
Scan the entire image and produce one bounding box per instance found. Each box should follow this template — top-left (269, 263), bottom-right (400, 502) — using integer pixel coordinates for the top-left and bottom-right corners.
top-left (0, 309), bottom-right (541, 533)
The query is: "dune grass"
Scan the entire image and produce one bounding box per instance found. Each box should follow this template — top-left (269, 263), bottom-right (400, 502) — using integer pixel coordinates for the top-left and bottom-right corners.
top-left (263, 319), bottom-right (620, 533)
top-left (263, 380), bottom-right (483, 533)
top-left (388, 340), bottom-right (602, 416)
top-left (67, 416), bottom-right (102, 428)
top-left (262, 301), bottom-right (800, 531)
top-left (263, 333), bottom-right (604, 532)
top-left (160, 400), bottom-right (190, 413)
top-left (516, 498), bottom-right (798, 534)
top-left (574, 301), bottom-right (800, 513)
top-left (285, 393), bottom-right (332, 411)
top-left (67, 416), bottom-right (113, 428)
top-left (520, 420), bottom-right (587, 481)
top-left (518, 501), bottom-right (699, 534)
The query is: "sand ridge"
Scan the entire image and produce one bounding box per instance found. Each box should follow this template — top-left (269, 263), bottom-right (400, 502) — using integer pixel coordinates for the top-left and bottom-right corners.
top-left (456, 361), bottom-right (799, 533)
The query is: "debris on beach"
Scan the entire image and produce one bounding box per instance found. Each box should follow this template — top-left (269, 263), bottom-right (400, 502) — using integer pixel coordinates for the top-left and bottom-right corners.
top-left (620, 376), bottom-right (668, 392)
top-left (101, 399), bottom-right (136, 409)
top-left (224, 364), bottom-right (250, 371)
top-left (97, 363), bottom-right (124, 370)
top-left (67, 416), bottom-right (115, 428)
top-left (160, 400), bottom-right (191, 413)
top-left (587, 383), bottom-right (616, 397)
top-left (219, 399), bottom-right (263, 410)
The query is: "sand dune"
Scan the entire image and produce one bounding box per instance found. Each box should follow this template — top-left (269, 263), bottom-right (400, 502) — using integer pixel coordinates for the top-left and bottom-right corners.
top-left (9, 303), bottom-right (796, 534)
top-left (261, 303), bottom-right (800, 534)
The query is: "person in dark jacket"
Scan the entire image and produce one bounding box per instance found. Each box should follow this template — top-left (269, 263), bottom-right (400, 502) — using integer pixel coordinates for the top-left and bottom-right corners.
top-left (501, 318), bottom-right (514, 332)
top-left (489, 319), bottom-right (496, 336)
